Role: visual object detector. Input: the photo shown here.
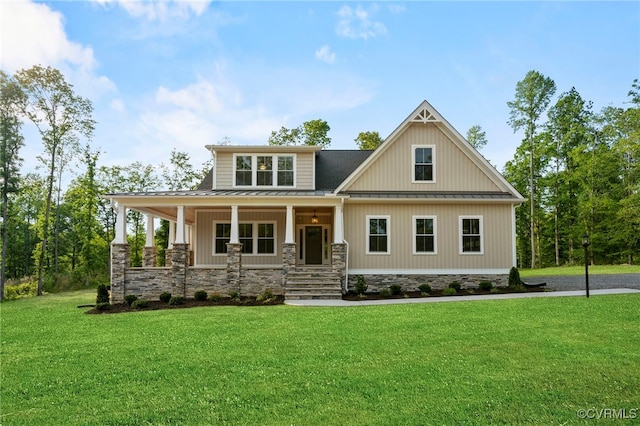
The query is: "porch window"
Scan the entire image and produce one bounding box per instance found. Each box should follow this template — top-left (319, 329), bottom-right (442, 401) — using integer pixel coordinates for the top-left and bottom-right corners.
top-left (367, 216), bottom-right (390, 254)
top-left (235, 156), bottom-right (252, 186)
top-left (239, 223), bottom-right (253, 253)
top-left (413, 145), bottom-right (435, 182)
top-left (214, 223), bottom-right (231, 254)
top-left (414, 216), bottom-right (436, 254)
top-left (213, 222), bottom-right (276, 255)
top-left (460, 216), bottom-right (483, 254)
top-left (258, 223), bottom-right (275, 254)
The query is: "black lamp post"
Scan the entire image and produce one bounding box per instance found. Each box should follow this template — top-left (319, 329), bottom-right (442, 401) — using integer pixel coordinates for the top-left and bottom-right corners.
top-left (582, 233), bottom-right (590, 298)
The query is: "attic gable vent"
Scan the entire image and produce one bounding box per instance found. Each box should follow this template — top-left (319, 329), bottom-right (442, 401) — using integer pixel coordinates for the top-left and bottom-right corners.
top-left (410, 107), bottom-right (440, 123)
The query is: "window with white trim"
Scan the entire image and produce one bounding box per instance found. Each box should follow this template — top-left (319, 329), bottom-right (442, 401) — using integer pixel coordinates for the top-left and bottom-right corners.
top-left (413, 145), bottom-right (435, 182)
top-left (413, 216), bottom-right (436, 254)
top-left (367, 216), bottom-right (390, 254)
top-left (234, 154), bottom-right (295, 187)
top-left (460, 216), bottom-right (483, 254)
top-left (213, 222), bottom-right (276, 255)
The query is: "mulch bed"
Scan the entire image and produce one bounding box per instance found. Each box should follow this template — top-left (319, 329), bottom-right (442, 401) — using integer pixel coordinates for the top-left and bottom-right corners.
top-left (342, 286), bottom-right (547, 301)
top-left (84, 295), bottom-right (285, 314)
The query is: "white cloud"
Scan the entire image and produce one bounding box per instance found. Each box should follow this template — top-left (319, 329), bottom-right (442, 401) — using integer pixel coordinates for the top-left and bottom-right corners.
top-left (92, 0), bottom-right (211, 21)
top-left (0, 0), bottom-right (96, 73)
top-left (336, 4), bottom-right (387, 40)
top-left (315, 45), bottom-right (336, 64)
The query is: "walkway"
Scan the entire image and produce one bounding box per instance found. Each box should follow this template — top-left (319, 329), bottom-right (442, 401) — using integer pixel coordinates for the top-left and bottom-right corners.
top-left (285, 288), bottom-right (640, 307)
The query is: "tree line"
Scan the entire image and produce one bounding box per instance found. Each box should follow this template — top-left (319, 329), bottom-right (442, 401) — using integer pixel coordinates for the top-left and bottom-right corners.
top-left (1, 65), bottom-right (637, 299)
top-left (505, 70), bottom-right (639, 268)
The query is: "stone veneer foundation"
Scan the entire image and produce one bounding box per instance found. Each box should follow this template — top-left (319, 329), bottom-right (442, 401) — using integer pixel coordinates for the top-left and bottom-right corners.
top-left (346, 273), bottom-right (508, 293)
top-left (112, 243), bottom-right (506, 302)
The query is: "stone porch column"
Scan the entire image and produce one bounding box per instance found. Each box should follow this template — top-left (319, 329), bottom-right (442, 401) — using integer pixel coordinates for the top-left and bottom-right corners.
top-left (171, 243), bottom-right (189, 298)
top-left (226, 243), bottom-right (243, 294)
top-left (143, 214), bottom-right (156, 267)
top-left (282, 243), bottom-right (296, 286)
top-left (331, 243), bottom-right (347, 292)
top-left (110, 243), bottom-right (130, 304)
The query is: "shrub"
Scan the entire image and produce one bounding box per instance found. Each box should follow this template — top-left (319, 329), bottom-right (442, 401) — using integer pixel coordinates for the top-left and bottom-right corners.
top-left (124, 294), bottom-right (138, 306)
top-left (159, 292), bottom-right (172, 303)
top-left (443, 287), bottom-right (457, 296)
top-left (448, 281), bottom-right (461, 292)
top-left (256, 289), bottom-right (274, 302)
top-left (490, 287), bottom-right (500, 294)
top-left (508, 267), bottom-right (522, 287)
top-left (229, 291), bottom-right (240, 301)
top-left (380, 288), bottom-right (392, 298)
top-left (96, 302), bottom-right (111, 311)
top-left (479, 281), bottom-right (493, 291)
top-left (4, 281), bottom-right (37, 300)
top-left (208, 292), bottom-right (221, 302)
top-left (389, 284), bottom-right (403, 296)
top-left (194, 290), bottom-right (208, 301)
top-left (96, 284), bottom-right (110, 304)
top-left (168, 296), bottom-right (184, 305)
top-left (131, 299), bottom-right (149, 309)
top-left (355, 275), bottom-right (368, 295)
top-left (512, 284), bottom-right (527, 293)
top-left (418, 283), bottom-right (432, 294)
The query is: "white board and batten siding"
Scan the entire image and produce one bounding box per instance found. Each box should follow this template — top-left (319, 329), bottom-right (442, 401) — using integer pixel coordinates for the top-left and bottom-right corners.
top-left (343, 203), bottom-right (514, 271)
top-left (346, 123), bottom-right (503, 193)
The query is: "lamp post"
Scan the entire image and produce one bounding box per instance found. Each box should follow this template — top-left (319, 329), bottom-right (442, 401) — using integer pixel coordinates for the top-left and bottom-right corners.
top-left (582, 233), bottom-right (590, 298)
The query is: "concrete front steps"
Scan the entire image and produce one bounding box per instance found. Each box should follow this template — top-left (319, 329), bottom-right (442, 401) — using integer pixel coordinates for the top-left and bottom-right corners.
top-left (285, 267), bottom-right (343, 300)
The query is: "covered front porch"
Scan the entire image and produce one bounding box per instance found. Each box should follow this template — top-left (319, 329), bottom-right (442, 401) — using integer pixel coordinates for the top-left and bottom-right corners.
top-left (108, 194), bottom-right (348, 303)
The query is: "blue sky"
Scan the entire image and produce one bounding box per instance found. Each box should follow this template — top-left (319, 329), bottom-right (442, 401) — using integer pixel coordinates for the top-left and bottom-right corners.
top-left (2, 0), bottom-right (639, 178)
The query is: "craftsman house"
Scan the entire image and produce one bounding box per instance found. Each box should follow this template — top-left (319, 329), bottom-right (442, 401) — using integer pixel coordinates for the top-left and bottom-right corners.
top-left (107, 100), bottom-right (525, 303)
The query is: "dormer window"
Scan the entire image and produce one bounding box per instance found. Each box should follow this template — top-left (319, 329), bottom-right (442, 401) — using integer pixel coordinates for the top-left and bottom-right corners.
top-left (234, 154), bottom-right (295, 187)
top-left (412, 145), bottom-right (435, 183)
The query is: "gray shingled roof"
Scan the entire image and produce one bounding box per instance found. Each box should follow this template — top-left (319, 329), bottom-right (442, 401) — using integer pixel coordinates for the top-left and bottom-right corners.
top-left (314, 150), bottom-right (374, 190)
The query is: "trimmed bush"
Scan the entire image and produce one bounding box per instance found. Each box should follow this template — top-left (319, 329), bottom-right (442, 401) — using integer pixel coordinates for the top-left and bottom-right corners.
top-left (355, 275), bottom-right (368, 295)
top-left (443, 287), bottom-right (457, 296)
top-left (96, 284), bottom-right (110, 304)
top-left (479, 281), bottom-right (493, 291)
top-left (418, 283), bottom-right (432, 294)
top-left (159, 292), bottom-right (172, 303)
top-left (448, 281), bottom-right (461, 292)
top-left (96, 302), bottom-right (111, 311)
top-left (168, 296), bottom-right (184, 305)
top-left (229, 291), bottom-right (240, 302)
top-left (131, 299), bottom-right (149, 309)
top-left (194, 290), bottom-right (208, 301)
top-left (389, 284), bottom-right (403, 296)
top-left (380, 288), bottom-right (392, 298)
top-left (208, 293), bottom-right (221, 302)
top-left (509, 267), bottom-right (522, 287)
top-left (124, 294), bottom-right (138, 306)
top-left (256, 289), bottom-right (274, 302)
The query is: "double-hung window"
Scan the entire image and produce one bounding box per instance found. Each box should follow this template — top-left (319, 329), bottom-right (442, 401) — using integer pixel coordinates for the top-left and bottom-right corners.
top-left (460, 216), bottom-right (483, 254)
top-left (235, 156), bottom-right (253, 186)
top-left (213, 222), bottom-right (276, 255)
top-left (413, 145), bottom-right (435, 182)
top-left (234, 154), bottom-right (295, 187)
top-left (413, 216), bottom-right (436, 254)
top-left (367, 216), bottom-right (390, 254)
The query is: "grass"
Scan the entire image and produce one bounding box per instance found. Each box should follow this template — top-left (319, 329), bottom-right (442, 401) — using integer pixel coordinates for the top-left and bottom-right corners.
top-left (1, 290), bottom-right (639, 425)
top-left (520, 264), bottom-right (640, 278)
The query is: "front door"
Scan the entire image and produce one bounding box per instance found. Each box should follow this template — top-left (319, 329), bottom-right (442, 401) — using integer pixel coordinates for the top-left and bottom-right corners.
top-left (305, 226), bottom-right (323, 265)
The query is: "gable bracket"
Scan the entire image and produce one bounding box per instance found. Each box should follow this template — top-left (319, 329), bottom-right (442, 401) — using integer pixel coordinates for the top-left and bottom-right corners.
top-left (410, 107), bottom-right (441, 123)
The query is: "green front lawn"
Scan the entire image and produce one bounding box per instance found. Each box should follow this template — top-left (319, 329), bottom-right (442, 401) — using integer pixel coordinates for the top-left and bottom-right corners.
top-left (520, 264), bottom-right (640, 278)
top-left (1, 291), bottom-right (639, 425)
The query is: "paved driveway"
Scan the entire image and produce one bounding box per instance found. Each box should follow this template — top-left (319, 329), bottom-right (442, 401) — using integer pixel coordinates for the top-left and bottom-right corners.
top-left (525, 274), bottom-right (640, 291)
